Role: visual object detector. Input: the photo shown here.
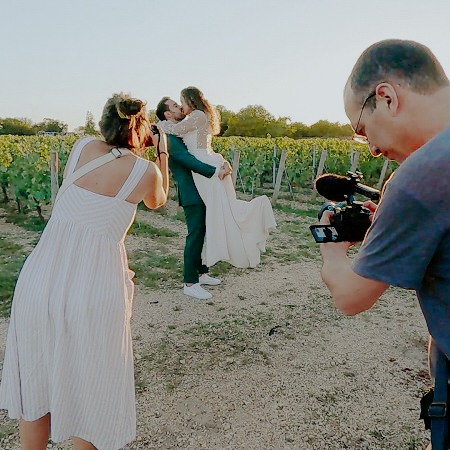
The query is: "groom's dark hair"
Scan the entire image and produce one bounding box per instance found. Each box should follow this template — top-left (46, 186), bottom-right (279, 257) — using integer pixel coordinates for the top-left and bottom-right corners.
top-left (156, 97), bottom-right (170, 121)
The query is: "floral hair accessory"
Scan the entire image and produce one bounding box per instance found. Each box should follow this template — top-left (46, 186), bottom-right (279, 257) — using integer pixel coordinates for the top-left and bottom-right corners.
top-left (116, 103), bottom-right (131, 119)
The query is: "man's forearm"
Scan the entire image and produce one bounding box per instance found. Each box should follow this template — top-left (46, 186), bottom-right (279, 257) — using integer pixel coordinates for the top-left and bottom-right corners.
top-left (320, 243), bottom-right (388, 315)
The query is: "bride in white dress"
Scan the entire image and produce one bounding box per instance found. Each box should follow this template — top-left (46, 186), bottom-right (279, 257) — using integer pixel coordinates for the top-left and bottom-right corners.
top-left (158, 86), bottom-right (276, 268)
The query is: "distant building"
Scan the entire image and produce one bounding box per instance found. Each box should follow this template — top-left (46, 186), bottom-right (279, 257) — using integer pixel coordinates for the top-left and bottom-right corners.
top-left (37, 131), bottom-right (67, 136)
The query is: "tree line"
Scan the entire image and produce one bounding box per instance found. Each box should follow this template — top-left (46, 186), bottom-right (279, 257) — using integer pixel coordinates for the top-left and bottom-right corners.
top-left (1, 105), bottom-right (352, 138)
top-left (0, 112), bottom-right (97, 136)
top-left (215, 105), bottom-right (352, 138)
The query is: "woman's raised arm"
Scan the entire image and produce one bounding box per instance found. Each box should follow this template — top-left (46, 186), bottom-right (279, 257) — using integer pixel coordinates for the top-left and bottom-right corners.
top-left (158, 110), bottom-right (207, 136)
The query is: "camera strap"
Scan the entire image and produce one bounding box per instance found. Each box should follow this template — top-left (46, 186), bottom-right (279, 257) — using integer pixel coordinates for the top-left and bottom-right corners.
top-left (429, 345), bottom-right (449, 449)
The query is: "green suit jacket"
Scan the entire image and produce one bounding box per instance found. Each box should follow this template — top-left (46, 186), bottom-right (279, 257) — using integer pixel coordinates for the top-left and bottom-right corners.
top-left (167, 135), bottom-right (216, 206)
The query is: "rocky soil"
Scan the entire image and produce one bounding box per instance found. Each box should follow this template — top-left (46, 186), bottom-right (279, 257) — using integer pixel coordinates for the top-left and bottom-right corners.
top-left (0, 197), bottom-right (431, 449)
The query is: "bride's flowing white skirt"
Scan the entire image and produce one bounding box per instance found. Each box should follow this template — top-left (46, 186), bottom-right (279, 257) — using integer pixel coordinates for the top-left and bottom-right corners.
top-left (191, 151), bottom-right (277, 268)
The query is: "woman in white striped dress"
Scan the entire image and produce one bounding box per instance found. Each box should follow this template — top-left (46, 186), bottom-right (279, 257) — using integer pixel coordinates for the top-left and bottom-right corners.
top-left (0, 93), bottom-right (169, 450)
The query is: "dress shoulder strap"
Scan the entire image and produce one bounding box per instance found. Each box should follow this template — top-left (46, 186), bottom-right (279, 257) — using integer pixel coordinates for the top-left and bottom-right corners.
top-left (115, 157), bottom-right (150, 200)
top-left (64, 136), bottom-right (96, 178)
top-left (55, 147), bottom-right (131, 204)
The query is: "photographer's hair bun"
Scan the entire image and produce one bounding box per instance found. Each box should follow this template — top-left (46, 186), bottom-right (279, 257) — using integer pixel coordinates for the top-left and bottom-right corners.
top-left (99, 92), bottom-right (150, 151)
top-left (117, 98), bottom-right (145, 119)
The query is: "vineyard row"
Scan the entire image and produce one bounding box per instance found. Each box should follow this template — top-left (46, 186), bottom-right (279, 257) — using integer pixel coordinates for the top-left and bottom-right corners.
top-left (0, 135), bottom-right (394, 217)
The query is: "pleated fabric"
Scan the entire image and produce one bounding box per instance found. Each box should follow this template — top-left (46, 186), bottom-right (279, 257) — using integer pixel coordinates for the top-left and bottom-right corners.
top-left (0, 138), bottom-right (149, 450)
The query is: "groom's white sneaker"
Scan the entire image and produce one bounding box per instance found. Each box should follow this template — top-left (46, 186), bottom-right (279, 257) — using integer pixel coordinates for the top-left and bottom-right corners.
top-left (199, 274), bottom-right (222, 286)
top-left (183, 283), bottom-right (212, 300)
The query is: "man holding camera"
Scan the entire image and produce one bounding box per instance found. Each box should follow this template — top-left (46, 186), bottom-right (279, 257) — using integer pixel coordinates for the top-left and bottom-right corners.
top-left (155, 97), bottom-right (231, 300)
top-left (319, 39), bottom-right (450, 448)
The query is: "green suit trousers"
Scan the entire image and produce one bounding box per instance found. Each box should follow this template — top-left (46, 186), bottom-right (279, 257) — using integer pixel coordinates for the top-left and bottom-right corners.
top-left (183, 203), bottom-right (208, 283)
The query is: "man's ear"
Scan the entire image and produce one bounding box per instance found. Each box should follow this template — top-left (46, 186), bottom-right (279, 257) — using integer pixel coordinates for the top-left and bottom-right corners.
top-left (163, 111), bottom-right (171, 121)
top-left (375, 83), bottom-right (399, 116)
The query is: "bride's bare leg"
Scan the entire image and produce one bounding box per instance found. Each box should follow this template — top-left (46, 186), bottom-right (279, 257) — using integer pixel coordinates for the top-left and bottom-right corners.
top-left (73, 436), bottom-right (97, 450)
top-left (19, 413), bottom-right (50, 450)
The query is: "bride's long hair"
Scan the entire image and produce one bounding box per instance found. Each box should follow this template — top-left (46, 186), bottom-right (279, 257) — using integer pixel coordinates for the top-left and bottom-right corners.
top-left (181, 86), bottom-right (221, 135)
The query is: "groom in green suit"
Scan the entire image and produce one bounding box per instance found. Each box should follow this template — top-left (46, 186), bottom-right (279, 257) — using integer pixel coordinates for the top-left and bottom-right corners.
top-left (156, 97), bottom-right (231, 300)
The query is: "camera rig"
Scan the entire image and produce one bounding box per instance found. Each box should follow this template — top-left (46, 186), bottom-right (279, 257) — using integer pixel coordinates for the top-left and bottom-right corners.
top-left (309, 171), bottom-right (380, 243)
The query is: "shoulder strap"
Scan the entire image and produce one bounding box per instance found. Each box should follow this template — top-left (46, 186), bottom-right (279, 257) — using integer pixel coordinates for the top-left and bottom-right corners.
top-left (429, 345), bottom-right (449, 449)
top-left (55, 147), bottom-right (131, 203)
top-left (116, 157), bottom-right (150, 200)
top-left (64, 137), bottom-right (96, 178)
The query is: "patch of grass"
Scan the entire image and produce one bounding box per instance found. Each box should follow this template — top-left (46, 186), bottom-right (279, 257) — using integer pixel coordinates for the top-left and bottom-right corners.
top-left (273, 203), bottom-right (318, 218)
top-left (129, 221), bottom-right (178, 238)
top-left (183, 312), bottom-right (274, 355)
top-left (170, 209), bottom-right (185, 222)
top-left (209, 260), bottom-right (236, 277)
top-left (0, 423), bottom-right (17, 440)
top-left (129, 251), bottom-right (183, 289)
top-left (278, 220), bottom-right (309, 236)
top-left (2, 209), bottom-right (47, 233)
top-left (138, 203), bottom-right (169, 216)
top-left (266, 217), bottom-right (320, 263)
top-left (138, 312), bottom-right (274, 391)
top-left (405, 435), bottom-right (426, 450)
top-left (268, 241), bottom-right (318, 264)
top-left (0, 237), bottom-right (28, 317)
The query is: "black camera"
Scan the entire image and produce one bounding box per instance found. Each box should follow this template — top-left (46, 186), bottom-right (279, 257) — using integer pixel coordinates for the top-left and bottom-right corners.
top-left (309, 171), bottom-right (380, 243)
top-left (146, 124), bottom-right (160, 147)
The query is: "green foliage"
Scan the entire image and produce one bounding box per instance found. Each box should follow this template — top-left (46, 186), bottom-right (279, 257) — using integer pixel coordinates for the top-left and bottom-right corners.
top-left (224, 105), bottom-right (280, 137)
top-left (216, 105), bottom-right (234, 136)
top-left (0, 135), bottom-right (76, 216)
top-left (309, 120), bottom-right (353, 138)
top-left (0, 118), bottom-right (35, 136)
top-left (0, 116), bottom-right (68, 136)
top-left (34, 118), bottom-right (68, 134)
top-left (0, 237), bottom-right (27, 318)
top-left (213, 136), bottom-right (394, 190)
top-left (83, 111), bottom-right (97, 135)
top-left (0, 135), bottom-right (393, 216)
top-left (220, 105), bottom-right (352, 139)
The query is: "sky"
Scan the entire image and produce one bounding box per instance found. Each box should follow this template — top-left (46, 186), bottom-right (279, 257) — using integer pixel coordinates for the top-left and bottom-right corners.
top-left (2, 0), bottom-right (450, 131)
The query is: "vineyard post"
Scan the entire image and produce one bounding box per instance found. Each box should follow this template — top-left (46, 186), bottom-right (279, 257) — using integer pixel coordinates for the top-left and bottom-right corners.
top-left (50, 147), bottom-right (60, 206)
top-left (311, 145), bottom-right (317, 184)
top-left (376, 159), bottom-right (390, 189)
top-left (231, 148), bottom-right (240, 188)
top-left (272, 145), bottom-right (277, 188)
top-left (312, 149), bottom-right (327, 199)
top-left (271, 149), bottom-right (287, 205)
top-left (350, 151), bottom-right (360, 172)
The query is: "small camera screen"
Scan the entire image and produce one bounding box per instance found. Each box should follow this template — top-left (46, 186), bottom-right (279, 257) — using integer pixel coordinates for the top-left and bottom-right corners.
top-left (310, 225), bottom-right (340, 243)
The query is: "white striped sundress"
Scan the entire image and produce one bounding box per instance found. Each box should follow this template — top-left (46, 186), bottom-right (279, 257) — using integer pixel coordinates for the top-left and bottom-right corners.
top-left (0, 137), bottom-right (149, 449)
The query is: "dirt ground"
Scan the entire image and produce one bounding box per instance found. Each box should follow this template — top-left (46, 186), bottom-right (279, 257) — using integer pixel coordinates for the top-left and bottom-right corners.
top-left (0, 198), bottom-right (431, 449)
